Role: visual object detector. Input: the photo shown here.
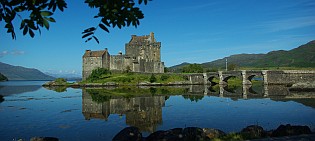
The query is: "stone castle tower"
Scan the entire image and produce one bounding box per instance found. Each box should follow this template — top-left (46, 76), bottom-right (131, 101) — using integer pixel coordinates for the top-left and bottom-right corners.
top-left (82, 32), bottom-right (164, 80)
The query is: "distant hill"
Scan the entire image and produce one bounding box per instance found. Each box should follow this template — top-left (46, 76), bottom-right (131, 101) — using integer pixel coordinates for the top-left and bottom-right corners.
top-left (45, 72), bottom-right (82, 81)
top-left (169, 40), bottom-right (315, 71)
top-left (0, 62), bottom-right (55, 80)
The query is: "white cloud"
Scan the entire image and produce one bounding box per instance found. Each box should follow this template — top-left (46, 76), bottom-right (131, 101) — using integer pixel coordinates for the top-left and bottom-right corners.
top-left (256, 16), bottom-right (315, 32)
top-left (11, 50), bottom-right (25, 55)
top-left (0, 50), bottom-right (25, 57)
top-left (0, 51), bottom-right (8, 57)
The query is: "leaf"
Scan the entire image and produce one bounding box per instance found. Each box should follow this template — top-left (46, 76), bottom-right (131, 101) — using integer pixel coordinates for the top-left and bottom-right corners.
top-left (101, 18), bottom-right (110, 27)
top-left (93, 36), bottom-right (99, 44)
top-left (23, 26), bottom-right (28, 35)
top-left (82, 32), bottom-right (93, 39)
top-left (43, 19), bottom-right (49, 30)
top-left (40, 11), bottom-right (53, 17)
top-left (14, 6), bottom-right (25, 12)
top-left (139, 0), bottom-right (143, 4)
top-left (85, 37), bottom-right (92, 42)
top-left (82, 27), bottom-right (96, 34)
top-left (20, 20), bottom-right (25, 30)
top-left (45, 17), bottom-right (56, 22)
top-left (99, 24), bottom-right (109, 33)
top-left (11, 32), bottom-right (16, 40)
top-left (29, 29), bottom-right (35, 38)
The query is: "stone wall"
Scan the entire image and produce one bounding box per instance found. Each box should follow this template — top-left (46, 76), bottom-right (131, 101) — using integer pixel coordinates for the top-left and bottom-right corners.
top-left (82, 56), bottom-right (103, 80)
top-left (266, 70), bottom-right (315, 85)
top-left (110, 55), bottom-right (125, 71)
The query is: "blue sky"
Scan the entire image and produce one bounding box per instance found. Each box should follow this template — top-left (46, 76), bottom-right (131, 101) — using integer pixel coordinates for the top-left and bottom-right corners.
top-left (1, 0), bottom-right (315, 76)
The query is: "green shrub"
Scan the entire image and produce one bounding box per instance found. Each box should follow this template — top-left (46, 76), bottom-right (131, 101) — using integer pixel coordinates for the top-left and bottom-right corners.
top-left (55, 78), bottom-right (66, 83)
top-left (160, 74), bottom-right (169, 81)
top-left (149, 74), bottom-right (157, 83)
top-left (88, 68), bottom-right (111, 82)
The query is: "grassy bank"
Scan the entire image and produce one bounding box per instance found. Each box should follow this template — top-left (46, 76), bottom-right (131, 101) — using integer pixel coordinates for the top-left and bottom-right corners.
top-left (82, 69), bottom-right (188, 85)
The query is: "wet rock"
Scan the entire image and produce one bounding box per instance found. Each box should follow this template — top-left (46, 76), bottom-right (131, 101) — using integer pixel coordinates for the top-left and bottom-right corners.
top-left (146, 128), bottom-right (183, 141)
top-left (112, 126), bottom-right (142, 141)
top-left (271, 124), bottom-right (312, 137)
top-left (30, 137), bottom-right (59, 141)
top-left (202, 128), bottom-right (226, 139)
top-left (240, 125), bottom-right (266, 139)
top-left (0, 95), bottom-right (4, 103)
top-left (183, 127), bottom-right (208, 141)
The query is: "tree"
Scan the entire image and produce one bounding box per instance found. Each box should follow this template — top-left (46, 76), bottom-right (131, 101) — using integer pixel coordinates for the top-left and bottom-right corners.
top-left (181, 63), bottom-right (204, 73)
top-left (149, 73), bottom-right (156, 83)
top-left (0, 0), bottom-right (150, 43)
top-left (0, 73), bottom-right (8, 81)
top-left (228, 63), bottom-right (238, 71)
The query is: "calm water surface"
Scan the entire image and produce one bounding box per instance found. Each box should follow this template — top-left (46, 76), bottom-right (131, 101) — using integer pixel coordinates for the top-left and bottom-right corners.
top-left (0, 81), bottom-right (314, 141)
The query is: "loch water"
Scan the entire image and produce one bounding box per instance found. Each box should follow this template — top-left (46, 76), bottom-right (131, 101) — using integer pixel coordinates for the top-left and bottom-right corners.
top-left (0, 81), bottom-right (315, 141)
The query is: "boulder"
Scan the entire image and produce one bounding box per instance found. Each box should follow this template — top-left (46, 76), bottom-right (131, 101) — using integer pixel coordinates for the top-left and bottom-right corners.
top-left (240, 125), bottom-right (266, 139)
top-left (112, 126), bottom-right (143, 141)
top-left (182, 127), bottom-right (208, 141)
top-left (202, 128), bottom-right (226, 139)
top-left (30, 137), bottom-right (59, 141)
top-left (146, 128), bottom-right (183, 141)
top-left (271, 124), bottom-right (312, 137)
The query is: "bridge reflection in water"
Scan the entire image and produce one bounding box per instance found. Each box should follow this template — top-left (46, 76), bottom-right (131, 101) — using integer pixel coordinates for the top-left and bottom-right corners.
top-left (81, 85), bottom-right (315, 133)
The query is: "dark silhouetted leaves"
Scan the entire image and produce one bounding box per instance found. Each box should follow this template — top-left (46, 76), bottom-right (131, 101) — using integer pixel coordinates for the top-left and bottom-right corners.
top-left (99, 23), bottom-right (109, 33)
top-left (93, 36), bottom-right (99, 44)
top-left (0, 0), bottom-right (67, 39)
top-left (40, 11), bottom-right (53, 16)
top-left (82, 0), bottom-right (151, 43)
top-left (29, 29), bottom-right (35, 38)
top-left (23, 26), bottom-right (28, 35)
top-left (82, 32), bottom-right (93, 39)
top-left (1, 0), bottom-right (150, 43)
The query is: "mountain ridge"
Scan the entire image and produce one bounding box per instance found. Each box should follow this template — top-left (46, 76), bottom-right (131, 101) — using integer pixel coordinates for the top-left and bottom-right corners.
top-left (0, 62), bottom-right (55, 80)
top-left (169, 40), bottom-right (315, 71)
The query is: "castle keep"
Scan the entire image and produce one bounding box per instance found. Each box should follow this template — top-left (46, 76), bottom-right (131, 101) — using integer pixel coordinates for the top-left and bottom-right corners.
top-left (82, 32), bottom-right (164, 80)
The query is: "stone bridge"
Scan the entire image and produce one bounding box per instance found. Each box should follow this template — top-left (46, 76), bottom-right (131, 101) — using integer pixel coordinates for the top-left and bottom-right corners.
top-left (185, 70), bottom-right (315, 85)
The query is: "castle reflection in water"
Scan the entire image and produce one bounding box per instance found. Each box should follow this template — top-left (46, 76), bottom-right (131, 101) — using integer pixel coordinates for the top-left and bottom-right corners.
top-left (81, 85), bottom-right (315, 133)
top-left (82, 89), bottom-right (165, 132)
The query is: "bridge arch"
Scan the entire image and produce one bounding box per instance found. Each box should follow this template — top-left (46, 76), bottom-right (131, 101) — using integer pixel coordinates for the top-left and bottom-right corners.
top-left (207, 76), bottom-right (219, 85)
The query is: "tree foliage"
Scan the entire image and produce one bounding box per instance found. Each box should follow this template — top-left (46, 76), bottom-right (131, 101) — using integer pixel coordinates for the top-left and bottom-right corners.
top-left (0, 0), bottom-right (150, 43)
top-left (228, 63), bottom-right (238, 71)
top-left (149, 73), bottom-right (156, 83)
top-left (0, 73), bottom-right (8, 81)
top-left (181, 64), bottom-right (204, 73)
top-left (88, 68), bottom-right (111, 82)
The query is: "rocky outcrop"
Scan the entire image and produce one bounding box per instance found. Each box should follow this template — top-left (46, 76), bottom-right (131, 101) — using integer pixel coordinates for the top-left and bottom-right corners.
top-left (114, 125), bottom-right (314, 141)
top-left (112, 127), bottom-right (143, 141)
top-left (240, 125), bottom-right (267, 139)
top-left (271, 124), bottom-right (312, 137)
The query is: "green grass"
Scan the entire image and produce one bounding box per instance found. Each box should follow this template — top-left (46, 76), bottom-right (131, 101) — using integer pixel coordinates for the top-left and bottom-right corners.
top-left (83, 72), bottom-right (187, 85)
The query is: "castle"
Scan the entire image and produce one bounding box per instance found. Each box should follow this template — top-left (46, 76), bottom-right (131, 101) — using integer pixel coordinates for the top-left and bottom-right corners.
top-left (82, 32), bottom-right (165, 80)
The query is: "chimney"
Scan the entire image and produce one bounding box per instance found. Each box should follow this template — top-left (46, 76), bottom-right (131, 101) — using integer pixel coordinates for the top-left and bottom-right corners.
top-left (105, 48), bottom-right (108, 51)
top-left (150, 32), bottom-right (155, 42)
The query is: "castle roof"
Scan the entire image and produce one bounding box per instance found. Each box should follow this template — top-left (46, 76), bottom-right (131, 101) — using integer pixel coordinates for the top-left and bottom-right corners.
top-left (128, 32), bottom-right (156, 44)
top-left (83, 50), bottom-right (107, 57)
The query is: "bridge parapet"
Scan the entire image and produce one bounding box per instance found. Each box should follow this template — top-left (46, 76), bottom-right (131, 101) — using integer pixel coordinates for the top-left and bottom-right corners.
top-left (265, 70), bottom-right (315, 85)
top-left (183, 70), bottom-right (314, 86)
